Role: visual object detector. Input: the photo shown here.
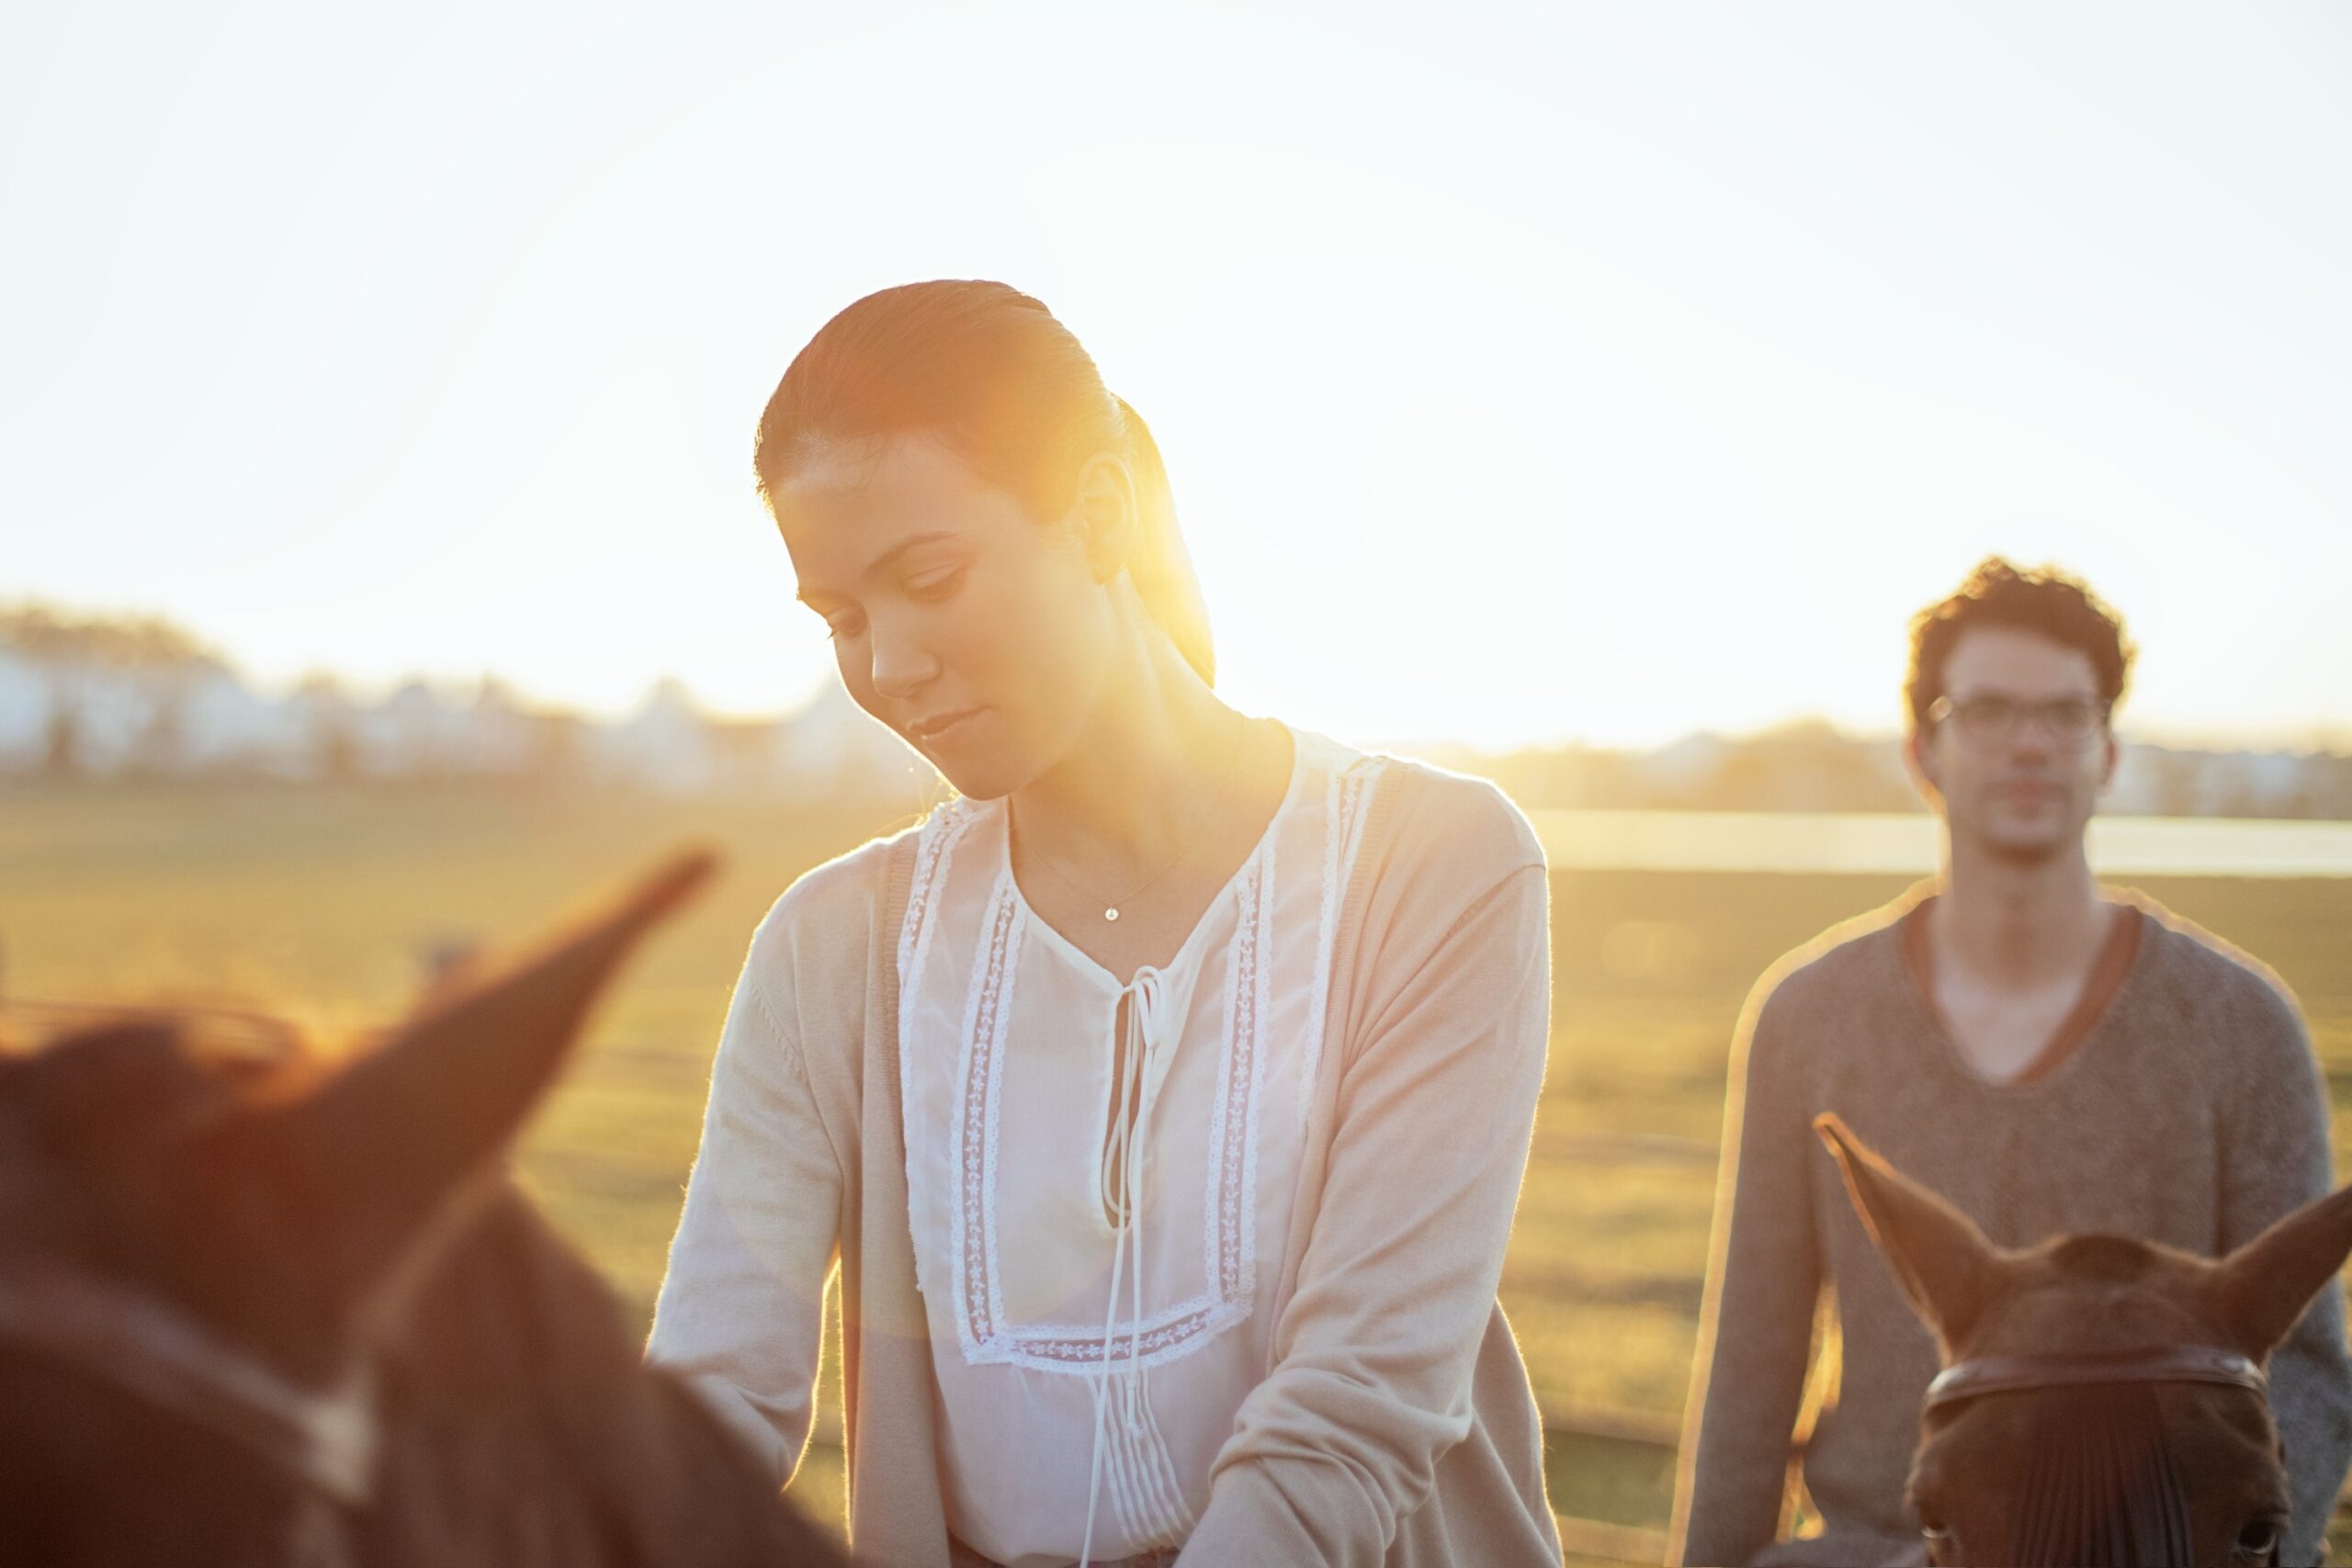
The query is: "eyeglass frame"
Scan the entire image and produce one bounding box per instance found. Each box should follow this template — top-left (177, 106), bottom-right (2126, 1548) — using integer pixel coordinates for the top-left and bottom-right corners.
top-left (1924, 691), bottom-right (2113, 748)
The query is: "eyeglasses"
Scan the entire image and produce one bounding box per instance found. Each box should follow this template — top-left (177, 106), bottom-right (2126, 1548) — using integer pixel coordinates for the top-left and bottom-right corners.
top-left (1927, 693), bottom-right (2109, 746)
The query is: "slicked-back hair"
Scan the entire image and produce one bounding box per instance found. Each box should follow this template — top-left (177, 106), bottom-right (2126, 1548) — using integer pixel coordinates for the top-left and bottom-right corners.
top-left (1905, 558), bottom-right (2135, 732)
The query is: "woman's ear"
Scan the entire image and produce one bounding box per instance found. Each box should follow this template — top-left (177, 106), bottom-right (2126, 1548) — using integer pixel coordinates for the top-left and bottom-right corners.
top-left (1070, 453), bottom-right (1140, 585)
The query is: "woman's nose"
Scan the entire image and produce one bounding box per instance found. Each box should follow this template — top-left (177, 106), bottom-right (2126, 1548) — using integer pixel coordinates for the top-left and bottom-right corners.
top-left (866, 618), bottom-right (939, 700)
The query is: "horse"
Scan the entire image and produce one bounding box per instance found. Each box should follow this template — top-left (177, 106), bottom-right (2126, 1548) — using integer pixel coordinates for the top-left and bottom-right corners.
top-left (0, 852), bottom-right (846, 1568)
top-left (1816, 1112), bottom-right (2352, 1567)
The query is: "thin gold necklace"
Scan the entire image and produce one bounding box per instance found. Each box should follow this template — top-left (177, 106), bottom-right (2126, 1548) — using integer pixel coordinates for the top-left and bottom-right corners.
top-left (1015, 809), bottom-right (1203, 923)
top-left (1015, 715), bottom-right (1261, 922)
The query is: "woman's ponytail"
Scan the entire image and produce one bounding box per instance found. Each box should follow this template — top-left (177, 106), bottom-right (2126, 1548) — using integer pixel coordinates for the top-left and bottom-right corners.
top-left (1113, 397), bottom-right (1215, 687)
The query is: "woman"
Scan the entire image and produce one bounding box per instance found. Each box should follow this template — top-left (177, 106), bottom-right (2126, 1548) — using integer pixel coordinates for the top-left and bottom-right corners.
top-left (648, 280), bottom-right (1559, 1568)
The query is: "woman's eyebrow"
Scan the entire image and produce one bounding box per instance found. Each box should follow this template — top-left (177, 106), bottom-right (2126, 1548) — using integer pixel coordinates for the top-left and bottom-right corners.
top-left (795, 531), bottom-right (962, 604)
top-left (862, 531), bottom-right (958, 581)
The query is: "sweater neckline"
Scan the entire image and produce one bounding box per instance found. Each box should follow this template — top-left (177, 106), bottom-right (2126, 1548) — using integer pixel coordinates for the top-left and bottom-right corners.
top-left (1891, 890), bottom-right (2151, 1096)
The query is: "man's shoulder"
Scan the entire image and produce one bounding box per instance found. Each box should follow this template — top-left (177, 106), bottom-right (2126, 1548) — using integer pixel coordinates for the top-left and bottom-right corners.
top-left (2123, 892), bottom-right (2308, 1032)
top-left (1748, 887), bottom-right (1927, 1022)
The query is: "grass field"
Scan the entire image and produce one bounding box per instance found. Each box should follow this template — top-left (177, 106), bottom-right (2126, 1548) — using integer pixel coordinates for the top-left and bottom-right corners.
top-left (7, 781), bottom-right (2352, 1562)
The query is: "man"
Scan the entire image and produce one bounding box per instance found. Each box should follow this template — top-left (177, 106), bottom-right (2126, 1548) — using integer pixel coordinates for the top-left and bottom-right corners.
top-left (1670, 558), bottom-right (2352, 1565)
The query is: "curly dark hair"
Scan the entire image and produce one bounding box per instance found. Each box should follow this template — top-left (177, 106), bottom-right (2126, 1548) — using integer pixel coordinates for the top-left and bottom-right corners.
top-left (1905, 558), bottom-right (2136, 731)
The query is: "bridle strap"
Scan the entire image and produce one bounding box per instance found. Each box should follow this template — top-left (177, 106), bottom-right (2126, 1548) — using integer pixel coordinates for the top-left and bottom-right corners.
top-left (0, 1258), bottom-right (377, 1506)
top-left (1925, 1345), bottom-right (2267, 1412)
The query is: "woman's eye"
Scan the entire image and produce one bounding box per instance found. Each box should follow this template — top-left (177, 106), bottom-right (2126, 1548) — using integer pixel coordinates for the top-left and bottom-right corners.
top-left (906, 567), bottom-right (966, 603)
top-left (821, 609), bottom-right (866, 641)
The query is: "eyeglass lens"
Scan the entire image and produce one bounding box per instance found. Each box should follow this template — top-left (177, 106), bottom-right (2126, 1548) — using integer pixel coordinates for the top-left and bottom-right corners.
top-left (1948, 695), bottom-right (2103, 741)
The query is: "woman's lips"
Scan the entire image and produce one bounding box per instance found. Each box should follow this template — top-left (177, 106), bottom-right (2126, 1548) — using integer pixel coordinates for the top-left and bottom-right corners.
top-left (908, 707), bottom-right (983, 743)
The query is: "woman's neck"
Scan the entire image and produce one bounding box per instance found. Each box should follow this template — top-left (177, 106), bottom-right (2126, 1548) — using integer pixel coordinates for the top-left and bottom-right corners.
top-left (1007, 626), bottom-right (1255, 886)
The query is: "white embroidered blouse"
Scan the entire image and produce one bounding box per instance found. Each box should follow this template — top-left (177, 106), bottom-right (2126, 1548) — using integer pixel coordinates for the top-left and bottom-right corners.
top-left (894, 726), bottom-right (1385, 1567)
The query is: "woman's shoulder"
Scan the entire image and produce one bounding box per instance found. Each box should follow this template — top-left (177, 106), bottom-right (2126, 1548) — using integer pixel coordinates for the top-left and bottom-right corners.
top-left (1282, 734), bottom-right (1546, 953)
top-left (1351, 748), bottom-right (1545, 883)
top-left (1287, 726), bottom-right (1536, 859)
top-left (744, 818), bottom-right (931, 975)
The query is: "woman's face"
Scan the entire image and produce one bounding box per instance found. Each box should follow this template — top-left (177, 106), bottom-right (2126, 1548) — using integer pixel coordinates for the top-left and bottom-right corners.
top-left (775, 434), bottom-right (1117, 801)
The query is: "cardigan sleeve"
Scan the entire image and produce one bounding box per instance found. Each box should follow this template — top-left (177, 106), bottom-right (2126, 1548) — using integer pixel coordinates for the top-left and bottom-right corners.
top-left (645, 914), bottom-right (845, 1490)
top-left (1179, 835), bottom-right (1551, 1568)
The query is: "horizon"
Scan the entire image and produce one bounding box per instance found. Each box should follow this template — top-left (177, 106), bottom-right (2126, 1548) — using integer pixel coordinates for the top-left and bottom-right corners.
top-left (6, 6), bottom-right (2349, 753)
top-left (11, 592), bottom-right (2351, 761)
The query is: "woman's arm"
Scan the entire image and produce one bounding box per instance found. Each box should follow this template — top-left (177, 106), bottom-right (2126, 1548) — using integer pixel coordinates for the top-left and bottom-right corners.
top-left (646, 919), bottom-right (845, 1489)
top-left (1179, 840), bottom-right (1550, 1567)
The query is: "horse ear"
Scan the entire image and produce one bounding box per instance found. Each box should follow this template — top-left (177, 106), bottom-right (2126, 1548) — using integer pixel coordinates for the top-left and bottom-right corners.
top-left (1815, 1113), bottom-right (2007, 1350)
top-left (2207, 1184), bottom-right (2352, 1361)
top-left (222, 851), bottom-right (716, 1319)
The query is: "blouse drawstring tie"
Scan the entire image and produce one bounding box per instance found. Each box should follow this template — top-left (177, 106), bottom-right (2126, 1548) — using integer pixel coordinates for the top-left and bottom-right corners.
top-left (1080, 965), bottom-right (1173, 1568)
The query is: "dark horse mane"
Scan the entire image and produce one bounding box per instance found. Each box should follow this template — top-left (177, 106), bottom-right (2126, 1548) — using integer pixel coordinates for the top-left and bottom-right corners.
top-left (0, 863), bottom-right (842, 1567)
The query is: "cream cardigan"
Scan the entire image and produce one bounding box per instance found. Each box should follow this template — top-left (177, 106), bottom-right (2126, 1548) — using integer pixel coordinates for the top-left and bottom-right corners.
top-left (648, 758), bottom-right (1563, 1566)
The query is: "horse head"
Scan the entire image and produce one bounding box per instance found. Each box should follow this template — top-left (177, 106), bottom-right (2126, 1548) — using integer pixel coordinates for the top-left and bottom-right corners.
top-left (0, 853), bottom-right (841, 1566)
top-left (1817, 1112), bottom-right (2352, 1568)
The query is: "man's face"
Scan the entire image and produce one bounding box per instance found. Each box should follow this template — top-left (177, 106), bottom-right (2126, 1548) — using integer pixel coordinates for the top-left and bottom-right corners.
top-left (1909, 626), bottom-right (2117, 863)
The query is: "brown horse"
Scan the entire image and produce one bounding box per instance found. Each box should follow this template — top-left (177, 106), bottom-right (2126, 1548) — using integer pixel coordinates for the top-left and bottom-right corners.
top-left (0, 854), bottom-right (845, 1568)
top-left (1816, 1112), bottom-right (2352, 1568)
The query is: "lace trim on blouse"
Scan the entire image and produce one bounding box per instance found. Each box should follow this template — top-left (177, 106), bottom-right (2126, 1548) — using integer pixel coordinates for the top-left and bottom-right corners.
top-left (898, 748), bottom-right (1387, 1377)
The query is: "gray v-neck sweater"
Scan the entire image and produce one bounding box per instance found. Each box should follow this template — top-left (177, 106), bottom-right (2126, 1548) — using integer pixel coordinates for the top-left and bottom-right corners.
top-left (1670, 889), bottom-right (2352, 1567)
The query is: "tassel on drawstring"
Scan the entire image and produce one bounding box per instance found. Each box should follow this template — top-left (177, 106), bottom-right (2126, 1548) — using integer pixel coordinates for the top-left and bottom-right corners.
top-left (1080, 969), bottom-right (1171, 1568)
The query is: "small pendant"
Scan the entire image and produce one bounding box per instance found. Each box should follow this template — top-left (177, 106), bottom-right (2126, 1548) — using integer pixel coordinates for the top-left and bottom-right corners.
top-left (1104, 907), bottom-right (1120, 922)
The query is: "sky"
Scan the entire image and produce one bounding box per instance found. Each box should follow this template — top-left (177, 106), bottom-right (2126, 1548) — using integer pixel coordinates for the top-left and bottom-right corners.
top-left (4, 3), bottom-right (2348, 750)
